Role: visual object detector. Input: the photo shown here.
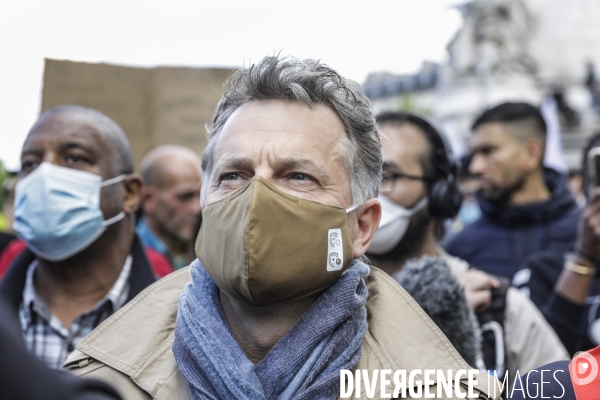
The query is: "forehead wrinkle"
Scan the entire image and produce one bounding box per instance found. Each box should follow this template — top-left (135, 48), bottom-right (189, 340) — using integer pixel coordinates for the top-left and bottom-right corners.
top-left (28, 115), bottom-right (110, 153)
top-left (273, 156), bottom-right (317, 169)
top-left (213, 157), bottom-right (255, 174)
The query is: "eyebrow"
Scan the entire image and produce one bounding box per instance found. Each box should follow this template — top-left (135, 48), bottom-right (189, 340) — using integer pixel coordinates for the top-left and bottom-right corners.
top-left (382, 160), bottom-right (404, 171)
top-left (21, 148), bottom-right (43, 157)
top-left (215, 156), bottom-right (332, 182)
top-left (22, 141), bottom-right (96, 156)
top-left (274, 157), bottom-right (319, 170)
top-left (471, 144), bottom-right (496, 153)
top-left (216, 157), bottom-right (254, 172)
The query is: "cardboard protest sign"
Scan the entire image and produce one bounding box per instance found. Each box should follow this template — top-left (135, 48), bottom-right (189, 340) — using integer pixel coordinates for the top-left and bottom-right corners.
top-left (42, 59), bottom-right (232, 167)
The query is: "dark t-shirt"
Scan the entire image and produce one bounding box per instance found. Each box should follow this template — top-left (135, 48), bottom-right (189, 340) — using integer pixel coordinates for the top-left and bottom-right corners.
top-left (512, 250), bottom-right (600, 355)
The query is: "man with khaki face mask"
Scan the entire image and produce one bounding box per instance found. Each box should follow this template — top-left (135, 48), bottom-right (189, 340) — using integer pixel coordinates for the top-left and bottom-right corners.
top-left (66, 57), bottom-right (500, 400)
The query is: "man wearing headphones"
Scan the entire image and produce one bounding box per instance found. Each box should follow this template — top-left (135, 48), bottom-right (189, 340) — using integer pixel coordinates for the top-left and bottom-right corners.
top-left (367, 111), bottom-right (568, 389)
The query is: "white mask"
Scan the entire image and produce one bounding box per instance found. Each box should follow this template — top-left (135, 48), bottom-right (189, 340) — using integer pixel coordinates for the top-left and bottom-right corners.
top-left (368, 194), bottom-right (428, 255)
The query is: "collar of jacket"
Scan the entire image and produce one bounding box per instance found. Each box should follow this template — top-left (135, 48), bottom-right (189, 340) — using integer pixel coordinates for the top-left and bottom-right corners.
top-left (0, 234), bottom-right (157, 319)
top-left (64, 266), bottom-right (501, 400)
top-left (477, 168), bottom-right (577, 227)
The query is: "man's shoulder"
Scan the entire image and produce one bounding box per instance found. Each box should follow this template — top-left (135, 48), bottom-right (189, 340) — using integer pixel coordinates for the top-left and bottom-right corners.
top-left (66, 350), bottom-right (191, 400)
top-left (65, 357), bottom-right (154, 400)
top-left (364, 267), bottom-right (469, 370)
top-left (65, 267), bottom-right (191, 398)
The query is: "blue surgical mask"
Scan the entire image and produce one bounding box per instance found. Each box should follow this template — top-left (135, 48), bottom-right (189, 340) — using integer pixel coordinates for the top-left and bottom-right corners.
top-left (13, 162), bottom-right (127, 261)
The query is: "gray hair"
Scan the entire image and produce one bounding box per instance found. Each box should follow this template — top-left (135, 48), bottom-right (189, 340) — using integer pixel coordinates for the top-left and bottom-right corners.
top-left (201, 56), bottom-right (382, 207)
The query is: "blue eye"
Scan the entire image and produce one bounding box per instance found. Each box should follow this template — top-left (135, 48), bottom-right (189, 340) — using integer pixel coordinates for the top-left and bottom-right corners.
top-left (291, 173), bottom-right (310, 181)
top-left (222, 173), bottom-right (241, 181)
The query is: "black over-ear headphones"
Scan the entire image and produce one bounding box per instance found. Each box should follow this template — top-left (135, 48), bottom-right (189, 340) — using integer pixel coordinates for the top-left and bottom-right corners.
top-left (378, 112), bottom-right (463, 220)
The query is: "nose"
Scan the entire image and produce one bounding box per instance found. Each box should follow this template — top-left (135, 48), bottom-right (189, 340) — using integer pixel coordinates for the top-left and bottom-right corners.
top-left (253, 166), bottom-right (275, 184)
top-left (42, 151), bottom-right (61, 166)
top-left (469, 153), bottom-right (485, 176)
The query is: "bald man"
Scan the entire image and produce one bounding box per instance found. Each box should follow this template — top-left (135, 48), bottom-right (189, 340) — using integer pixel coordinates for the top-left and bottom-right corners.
top-left (137, 145), bottom-right (202, 272)
top-left (0, 105), bottom-right (157, 368)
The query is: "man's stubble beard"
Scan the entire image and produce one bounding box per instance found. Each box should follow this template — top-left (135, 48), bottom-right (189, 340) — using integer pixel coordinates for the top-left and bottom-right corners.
top-left (481, 170), bottom-right (527, 205)
top-left (369, 207), bottom-right (431, 264)
top-left (155, 214), bottom-right (195, 247)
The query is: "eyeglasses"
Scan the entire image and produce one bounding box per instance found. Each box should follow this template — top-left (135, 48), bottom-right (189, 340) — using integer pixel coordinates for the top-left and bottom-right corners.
top-left (380, 170), bottom-right (432, 193)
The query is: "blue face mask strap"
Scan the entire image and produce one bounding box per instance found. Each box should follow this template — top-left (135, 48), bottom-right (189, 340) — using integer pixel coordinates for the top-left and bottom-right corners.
top-left (100, 174), bottom-right (127, 187)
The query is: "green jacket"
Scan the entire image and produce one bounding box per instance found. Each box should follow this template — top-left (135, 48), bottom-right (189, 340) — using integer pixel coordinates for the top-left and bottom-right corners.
top-left (65, 266), bottom-right (502, 399)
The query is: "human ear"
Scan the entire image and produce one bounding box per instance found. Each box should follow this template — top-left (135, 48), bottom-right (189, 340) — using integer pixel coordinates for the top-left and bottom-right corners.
top-left (523, 138), bottom-right (544, 171)
top-left (351, 197), bottom-right (382, 258)
top-left (122, 174), bottom-right (144, 214)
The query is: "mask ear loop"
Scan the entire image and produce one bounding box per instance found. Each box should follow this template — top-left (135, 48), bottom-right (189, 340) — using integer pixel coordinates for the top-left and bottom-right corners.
top-left (102, 211), bottom-right (126, 227)
top-left (100, 174), bottom-right (128, 226)
top-left (407, 196), bottom-right (429, 214)
top-left (100, 174), bottom-right (127, 187)
top-left (346, 204), bottom-right (360, 214)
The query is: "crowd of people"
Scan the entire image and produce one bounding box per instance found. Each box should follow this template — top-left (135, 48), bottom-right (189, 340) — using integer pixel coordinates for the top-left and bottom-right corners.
top-left (1, 55), bottom-right (598, 399)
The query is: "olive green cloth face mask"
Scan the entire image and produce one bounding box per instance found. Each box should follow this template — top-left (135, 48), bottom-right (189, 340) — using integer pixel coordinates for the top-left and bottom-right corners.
top-left (195, 176), bottom-right (356, 306)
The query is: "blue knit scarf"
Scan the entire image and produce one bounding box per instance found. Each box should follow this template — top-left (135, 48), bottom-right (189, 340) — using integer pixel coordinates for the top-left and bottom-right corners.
top-left (173, 259), bottom-right (369, 400)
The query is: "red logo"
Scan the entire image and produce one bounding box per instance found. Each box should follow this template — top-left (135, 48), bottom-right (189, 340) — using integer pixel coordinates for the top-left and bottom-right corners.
top-left (570, 346), bottom-right (600, 399)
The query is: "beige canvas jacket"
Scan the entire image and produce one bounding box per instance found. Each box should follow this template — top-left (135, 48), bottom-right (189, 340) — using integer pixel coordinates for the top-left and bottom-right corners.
top-left (65, 266), bottom-right (502, 400)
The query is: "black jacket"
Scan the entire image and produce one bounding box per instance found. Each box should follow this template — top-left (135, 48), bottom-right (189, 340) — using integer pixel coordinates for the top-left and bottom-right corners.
top-left (0, 235), bottom-right (156, 324)
top-left (509, 360), bottom-right (575, 400)
top-left (512, 250), bottom-right (600, 355)
top-left (445, 169), bottom-right (580, 278)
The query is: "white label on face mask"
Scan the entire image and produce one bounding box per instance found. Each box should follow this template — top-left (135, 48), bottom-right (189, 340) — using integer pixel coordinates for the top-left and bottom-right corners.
top-left (327, 228), bottom-right (343, 271)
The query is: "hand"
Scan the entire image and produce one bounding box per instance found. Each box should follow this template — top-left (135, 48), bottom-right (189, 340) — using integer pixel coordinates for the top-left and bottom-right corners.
top-left (458, 269), bottom-right (501, 313)
top-left (575, 188), bottom-right (600, 266)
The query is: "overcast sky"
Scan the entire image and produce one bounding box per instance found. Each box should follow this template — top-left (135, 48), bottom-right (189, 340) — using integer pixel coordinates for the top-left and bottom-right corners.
top-left (0, 0), bottom-right (462, 171)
